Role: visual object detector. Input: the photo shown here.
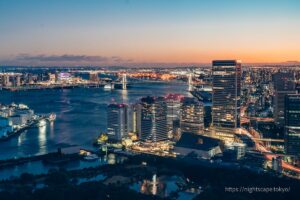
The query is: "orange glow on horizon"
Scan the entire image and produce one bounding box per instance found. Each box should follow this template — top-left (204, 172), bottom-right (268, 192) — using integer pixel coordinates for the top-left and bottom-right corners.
top-left (120, 49), bottom-right (300, 64)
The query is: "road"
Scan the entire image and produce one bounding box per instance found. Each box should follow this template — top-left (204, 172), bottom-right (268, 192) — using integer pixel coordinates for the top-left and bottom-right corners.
top-left (240, 128), bottom-right (300, 174)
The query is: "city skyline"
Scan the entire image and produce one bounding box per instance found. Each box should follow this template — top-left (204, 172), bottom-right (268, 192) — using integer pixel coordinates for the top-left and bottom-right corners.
top-left (0, 1), bottom-right (299, 198)
top-left (0, 60), bottom-right (299, 198)
top-left (1, 0), bottom-right (300, 66)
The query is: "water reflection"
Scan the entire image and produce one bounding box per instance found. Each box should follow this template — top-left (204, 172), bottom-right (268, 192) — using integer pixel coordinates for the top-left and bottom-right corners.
top-left (49, 121), bottom-right (54, 138)
top-left (120, 89), bottom-right (129, 104)
top-left (17, 130), bottom-right (27, 147)
top-left (107, 154), bottom-right (115, 164)
top-left (77, 174), bottom-right (106, 184)
top-left (38, 123), bottom-right (47, 154)
top-left (0, 82), bottom-right (190, 160)
top-left (0, 154), bottom-right (125, 180)
top-left (106, 153), bottom-right (127, 165)
top-left (130, 174), bottom-right (199, 199)
top-left (131, 174), bottom-right (183, 198)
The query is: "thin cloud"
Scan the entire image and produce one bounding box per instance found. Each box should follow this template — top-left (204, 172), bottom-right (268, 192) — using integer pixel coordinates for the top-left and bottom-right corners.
top-left (15, 54), bottom-right (132, 63)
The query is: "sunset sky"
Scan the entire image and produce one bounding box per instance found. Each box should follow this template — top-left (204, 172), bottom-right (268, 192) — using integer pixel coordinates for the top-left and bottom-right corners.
top-left (0, 0), bottom-right (300, 66)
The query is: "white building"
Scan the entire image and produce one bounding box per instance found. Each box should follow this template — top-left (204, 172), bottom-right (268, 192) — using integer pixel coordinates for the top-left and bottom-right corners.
top-left (0, 117), bottom-right (13, 137)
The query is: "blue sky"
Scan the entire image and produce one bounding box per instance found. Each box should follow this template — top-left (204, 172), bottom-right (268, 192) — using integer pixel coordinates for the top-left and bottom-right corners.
top-left (0, 0), bottom-right (299, 65)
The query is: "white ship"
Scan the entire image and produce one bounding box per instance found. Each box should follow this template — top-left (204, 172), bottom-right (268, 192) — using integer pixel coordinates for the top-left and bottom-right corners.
top-left (104, 83), bottom-right (114, 90)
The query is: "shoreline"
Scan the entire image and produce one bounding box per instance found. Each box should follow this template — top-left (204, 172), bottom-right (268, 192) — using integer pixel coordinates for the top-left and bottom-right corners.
top-left (0, 115), bottom-right (54, 142)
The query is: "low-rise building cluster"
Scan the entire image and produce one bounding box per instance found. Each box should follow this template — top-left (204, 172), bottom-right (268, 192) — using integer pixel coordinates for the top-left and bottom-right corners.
top-left (0, 103), bottom-right (35, 137)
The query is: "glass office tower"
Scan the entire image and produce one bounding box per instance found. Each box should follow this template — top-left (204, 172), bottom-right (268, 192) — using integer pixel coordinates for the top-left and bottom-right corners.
top-left (137, 96), bottom-right (168, 142)
top-left (212, 60), bottom-right (241, 141)
top-left (180, 97), bottom-right (204, 135)
top-left (284, 94), bottom-right (300, 156)
top-left (274, 72), bottom-right (296, 126)
top-left (165, 94), bottom-right (182, 137)
top-left (107, 104), bottom-right (128, 141)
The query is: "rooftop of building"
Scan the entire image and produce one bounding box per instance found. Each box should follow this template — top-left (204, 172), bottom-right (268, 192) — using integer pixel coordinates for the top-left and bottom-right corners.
top-left (140, 96), bottom-right (165, 104)
top-left (181, 97), bottom-right (202, 105)
top-left (212, 60), bottom-right (241, 66)
top-left (229, 142), bottom-right (246, 147)
top-left (165, 93), bottom-right (184, 101)
top-left (140, 96), bottom-right (155, 104)
top-left (286, 93), bottom-right (300, 98)
top-left (175, 132), bottom-right (220, 151)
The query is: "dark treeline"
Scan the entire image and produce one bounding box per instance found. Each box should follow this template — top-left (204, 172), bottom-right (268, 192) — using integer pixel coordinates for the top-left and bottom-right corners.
top-left (0, 154), bottom-right (299, 200)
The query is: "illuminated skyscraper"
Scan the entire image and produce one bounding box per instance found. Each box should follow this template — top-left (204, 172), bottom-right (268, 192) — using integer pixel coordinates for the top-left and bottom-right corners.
top-left (273, 72), bottom-right (296, 126)
top-left (212, 60), bottom-right (241, 141)
top-left (284, 94), bottom-right (300, 156)
top-left (107, 104), bottom-right (128, 141)
top-left (137, 96), bottom-right (168, 142)
top-left (127, 104), bottom-right (138, 133)
top-left (165, 94), bottom-right (183, 137)
top-left (180, 97), bottom-right (204, 134)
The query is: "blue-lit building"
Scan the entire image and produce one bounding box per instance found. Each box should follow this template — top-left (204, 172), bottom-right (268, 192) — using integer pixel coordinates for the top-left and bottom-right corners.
top-left (284, 94), bottom-right (300, 156)
top-left (165, 94), bottom-right (183, 137)
top-left (137, 96), bottom-right (168, 142)
top-left (273, 72), bottom-right (296, 126)
top-left (107, 103), bottom-right (128, 141)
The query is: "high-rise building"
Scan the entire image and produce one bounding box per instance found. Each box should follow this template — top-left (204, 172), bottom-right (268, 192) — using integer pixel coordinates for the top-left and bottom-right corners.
top-left (127, 104), bottom-right (138, 133)
top-left (165, 94), bottom-right (183, 137)
top-left (284, 94), bottom-right (300, 156)
top-left (180, 97), bottom-right (204, 134)
top-left (89, 72), bottom-right (99, 82)
top-left (3, 75), bottom-right (11, 87)
top-left (274, 72), bottom-right (296, 126)
top-left (48, 73), bottom-right (56, 83)
top-left (107, 103), bottom-right (128, 141)
top-left (212, 60), bottom-right (241, 141)
top-left (12, 75), bottom-right (21, 87)
top-left (137, 96), bottom-right (168, 142)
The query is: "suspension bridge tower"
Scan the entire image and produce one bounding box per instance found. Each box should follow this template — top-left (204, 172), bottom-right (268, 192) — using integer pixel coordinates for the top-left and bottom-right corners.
top-left (122, 73), bottom-right (127, 90)
top-left (188, 73), bottom-right (193, 92)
